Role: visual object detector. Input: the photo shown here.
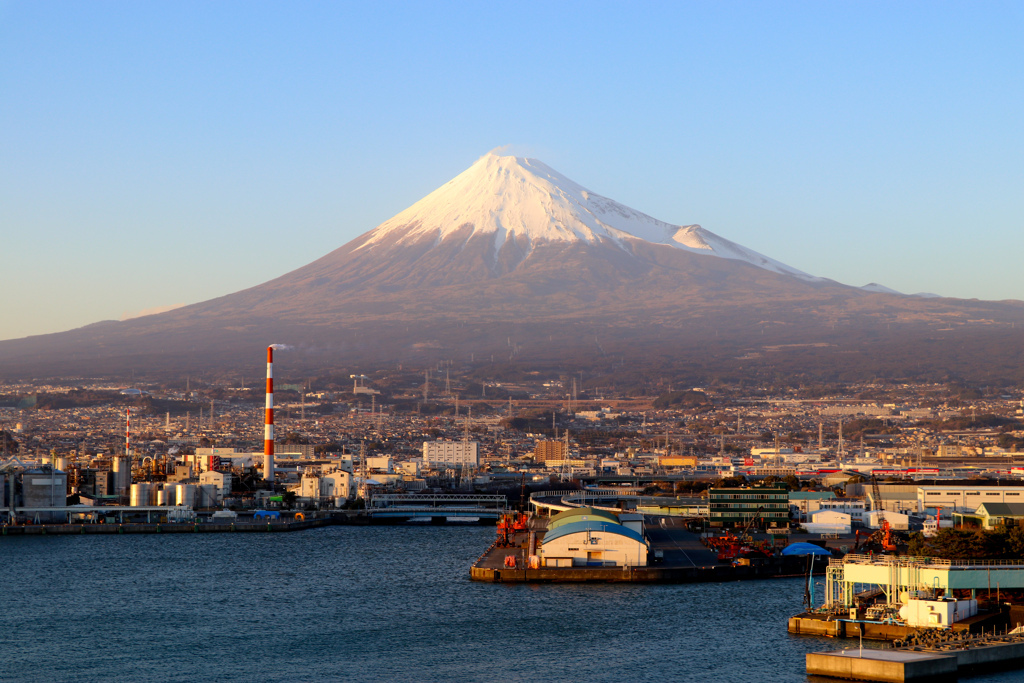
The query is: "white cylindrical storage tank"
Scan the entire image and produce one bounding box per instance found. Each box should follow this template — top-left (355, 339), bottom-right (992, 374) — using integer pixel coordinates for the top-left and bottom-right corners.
top-left (176, 483), bottom-right (196, 508)
top-left (55, 457), bottom-right (68, 472)
top-left (129, 483), bottom-right (152, 507)
top-left (159, 485), bottom-right (176, 506)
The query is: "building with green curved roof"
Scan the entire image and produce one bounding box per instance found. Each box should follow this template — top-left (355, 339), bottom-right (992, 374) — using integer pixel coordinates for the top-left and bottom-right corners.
top-left (547, 506), bottom-right (619, 531)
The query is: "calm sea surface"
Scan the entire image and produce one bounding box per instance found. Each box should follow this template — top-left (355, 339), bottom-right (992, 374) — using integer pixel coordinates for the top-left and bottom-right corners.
top-left (0, 525), bottom-right (1019, 683)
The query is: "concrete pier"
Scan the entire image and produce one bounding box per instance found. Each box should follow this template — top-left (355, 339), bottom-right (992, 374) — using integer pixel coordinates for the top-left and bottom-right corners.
top-left (806, 650), bottom-right (957, 682)
top-left (789, 615), bottom-right (917, 641)
top-left (471, 524), bottom-right (828, 584)
top-left (808, 632), bottom-right (1024, 681)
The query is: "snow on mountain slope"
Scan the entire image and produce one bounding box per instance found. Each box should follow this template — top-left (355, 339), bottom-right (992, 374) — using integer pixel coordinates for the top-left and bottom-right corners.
top-left (861, 282), bottom-right (904, 295)
top-left (355, 151), bottom-right (820, 281)
top-left (664, 224), bottom-right (817, 281)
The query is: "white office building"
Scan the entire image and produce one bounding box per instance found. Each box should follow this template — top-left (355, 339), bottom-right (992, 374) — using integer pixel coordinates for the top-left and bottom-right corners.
top-left (422, 441), bottom-right (479, 468)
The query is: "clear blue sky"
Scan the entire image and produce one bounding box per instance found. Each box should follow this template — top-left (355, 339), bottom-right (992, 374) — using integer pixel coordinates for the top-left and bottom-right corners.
top-left (2, 1), bottom-right (1022, 341)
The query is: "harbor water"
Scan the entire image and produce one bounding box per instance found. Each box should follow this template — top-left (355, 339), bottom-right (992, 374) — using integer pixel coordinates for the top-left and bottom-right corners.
top-left (0, 525), bottom-right (1019, 683)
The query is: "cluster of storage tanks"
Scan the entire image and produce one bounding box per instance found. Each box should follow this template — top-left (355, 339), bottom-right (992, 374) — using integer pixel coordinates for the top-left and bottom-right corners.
top-left (129, 482), bottom-right (219, 508)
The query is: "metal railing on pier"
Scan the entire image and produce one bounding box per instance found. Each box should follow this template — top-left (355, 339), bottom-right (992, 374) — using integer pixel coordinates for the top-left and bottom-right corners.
top-left (839, 553), bottom-right (1024, 568)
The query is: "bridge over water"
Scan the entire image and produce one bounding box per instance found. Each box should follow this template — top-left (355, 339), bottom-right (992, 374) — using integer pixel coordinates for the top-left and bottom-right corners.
top-left (367, 494), bottom-right (507, 522)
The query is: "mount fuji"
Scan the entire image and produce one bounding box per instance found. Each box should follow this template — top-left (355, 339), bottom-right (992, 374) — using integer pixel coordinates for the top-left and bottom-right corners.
top-left (2, 151), bottom-right (1023, 382)
top-left (353, 152), bottom-right (816, 281)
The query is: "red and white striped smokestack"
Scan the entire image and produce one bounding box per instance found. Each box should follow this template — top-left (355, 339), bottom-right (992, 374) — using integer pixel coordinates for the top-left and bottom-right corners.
top-left (126, 407), bottom-right (131, 457)
top-left (263, 346), bottom-right (275, 481)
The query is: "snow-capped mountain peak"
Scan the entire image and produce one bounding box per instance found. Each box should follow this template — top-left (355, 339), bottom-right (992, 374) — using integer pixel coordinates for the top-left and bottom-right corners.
top-left (355, 150), bottom-right (818, 281)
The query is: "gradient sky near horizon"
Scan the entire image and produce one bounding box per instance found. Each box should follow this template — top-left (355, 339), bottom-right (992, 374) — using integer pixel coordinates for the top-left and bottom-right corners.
top-left (2, 1), bottom-right (1023, 341)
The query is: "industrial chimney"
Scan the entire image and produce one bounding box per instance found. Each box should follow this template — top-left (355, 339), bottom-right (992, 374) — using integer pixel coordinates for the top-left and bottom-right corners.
top-left (263, 346), bottom-right (275, 482)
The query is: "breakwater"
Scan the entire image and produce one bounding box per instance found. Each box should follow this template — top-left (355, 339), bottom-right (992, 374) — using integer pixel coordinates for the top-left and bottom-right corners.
top-left (807, 629), bottom-right (1024, 682)
top-left (0, 511), bottom-right (370, 535)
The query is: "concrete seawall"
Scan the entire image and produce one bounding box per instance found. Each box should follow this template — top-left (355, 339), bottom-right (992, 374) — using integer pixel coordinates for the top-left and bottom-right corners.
top-left (807, 633), bottom-right (1024, 681)
top-left (471, 560), bottom-right (822, 584)
top-left (806, 650), bottom-right (957, 682)
top-left (789, 615), bottom-right (917, 641)
top-left (0, 513), bottom-right (373, 536)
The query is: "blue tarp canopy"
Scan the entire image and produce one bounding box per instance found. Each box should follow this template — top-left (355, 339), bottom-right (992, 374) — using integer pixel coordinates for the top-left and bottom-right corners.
top-left (780, 542), bottom-right (832, 556)
top-left (253, 510), bottom-right (281, 519)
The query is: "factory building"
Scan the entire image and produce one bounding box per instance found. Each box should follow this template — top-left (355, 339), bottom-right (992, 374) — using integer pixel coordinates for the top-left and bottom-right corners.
top-left (20, 466), bottom-right (68, 522)
top-left (187, 454), bottom-right (222, 472)
top-left (297, 468), bottom-right (353, 503)
top-left (322, 471), bottom-right (352, 500)
top-left (917, 485), bottom-right (1024, 514)
top-left (198, 470), bottom-right (232, 500)
top-left (540, 507), bottom-right (648, 568)
top-left (76, 469), bottom-right (116, 499)
top-left (865, 485), bottom-right (919, 514)
top-left (423, 441), bottom-right (479, 468)
top-left (275, 443), bottom-right (316, 458)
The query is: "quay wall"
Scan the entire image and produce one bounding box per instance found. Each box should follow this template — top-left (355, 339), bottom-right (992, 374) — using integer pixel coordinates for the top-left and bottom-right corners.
top-left (955, 640), bottom-right (1024, 671)
top-left (805, 652), bottom-right (957, 682)
top-left (788, 616), bottom-right (917, 641)
top-left (0, 514), bottom-right (372, 536)
top-left (471, 563), bottom-right (815, 584)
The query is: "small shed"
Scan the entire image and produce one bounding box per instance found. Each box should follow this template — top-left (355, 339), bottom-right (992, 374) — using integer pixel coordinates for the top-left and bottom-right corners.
top-left (803, 510), bottom-right (851, 535)
top-left (974, 502), bottom-right (1024, 530)
top-left (866, 510), bottom-right (909, 530)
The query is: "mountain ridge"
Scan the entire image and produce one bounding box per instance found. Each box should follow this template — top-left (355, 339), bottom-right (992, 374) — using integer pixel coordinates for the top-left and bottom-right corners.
top-left (2, 151), bottom-right (1023, 383)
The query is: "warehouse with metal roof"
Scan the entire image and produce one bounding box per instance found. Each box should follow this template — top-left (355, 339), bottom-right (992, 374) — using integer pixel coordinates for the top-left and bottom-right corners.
top-left (540, 510), bottom-right (649, 568)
